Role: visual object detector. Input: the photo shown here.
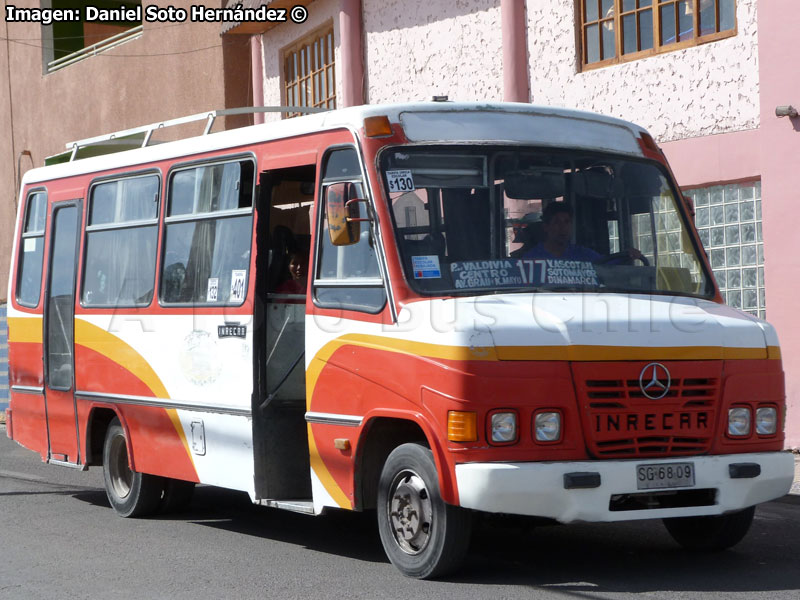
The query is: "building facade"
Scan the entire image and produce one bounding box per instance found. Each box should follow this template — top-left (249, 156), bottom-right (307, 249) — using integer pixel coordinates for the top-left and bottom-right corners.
top-left (227, 0), bottom-right (799, 447)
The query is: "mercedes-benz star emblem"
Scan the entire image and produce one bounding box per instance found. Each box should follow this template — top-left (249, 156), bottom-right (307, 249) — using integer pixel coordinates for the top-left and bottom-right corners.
top-left (639, 362), bottom-right (671, 399)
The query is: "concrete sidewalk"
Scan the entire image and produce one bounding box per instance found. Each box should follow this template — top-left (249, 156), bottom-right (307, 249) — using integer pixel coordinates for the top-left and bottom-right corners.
top-left (792, 452), bottom-right (800, 495)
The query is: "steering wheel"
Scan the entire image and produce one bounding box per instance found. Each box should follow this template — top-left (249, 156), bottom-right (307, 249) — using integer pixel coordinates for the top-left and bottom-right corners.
top-left (595, 251), bottom-right (650, 267)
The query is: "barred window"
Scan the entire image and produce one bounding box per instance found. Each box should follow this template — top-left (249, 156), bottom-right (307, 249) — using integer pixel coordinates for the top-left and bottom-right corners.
top-left (580, 0), bottom-right (736, 69)
top-left (283, 25), bottom-right (336, 118)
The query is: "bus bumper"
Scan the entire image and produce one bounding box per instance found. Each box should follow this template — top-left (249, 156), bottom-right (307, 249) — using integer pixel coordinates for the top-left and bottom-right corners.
top-left (454, 451), bottom-right (794, 523)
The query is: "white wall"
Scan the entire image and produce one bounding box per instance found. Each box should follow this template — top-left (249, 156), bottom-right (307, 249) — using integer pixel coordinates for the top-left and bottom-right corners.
top-left (527, 0), bottom-right (759, 142)
top-left (363, 0), bottom-right (503, 104)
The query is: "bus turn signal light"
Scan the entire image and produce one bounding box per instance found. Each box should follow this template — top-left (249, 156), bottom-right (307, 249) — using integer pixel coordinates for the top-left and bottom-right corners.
top-left (448, 411), bottom-right (477, 442)
top-left (364, 115), bottom-right (393, 137)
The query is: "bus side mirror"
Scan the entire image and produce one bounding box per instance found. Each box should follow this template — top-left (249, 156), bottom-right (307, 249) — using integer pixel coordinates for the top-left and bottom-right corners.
top-left (326, 182), bottom-right (370, 246)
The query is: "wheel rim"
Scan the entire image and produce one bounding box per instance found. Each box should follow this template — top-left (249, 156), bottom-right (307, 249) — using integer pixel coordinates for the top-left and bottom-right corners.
top-left (386, 469), bottom-right (433, 555)
top-left (108, 434), bottom-right (133, 499)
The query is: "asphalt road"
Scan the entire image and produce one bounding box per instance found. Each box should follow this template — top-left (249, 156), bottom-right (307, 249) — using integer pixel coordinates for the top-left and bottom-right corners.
top-left (2, 426), bottom-right (800, 600)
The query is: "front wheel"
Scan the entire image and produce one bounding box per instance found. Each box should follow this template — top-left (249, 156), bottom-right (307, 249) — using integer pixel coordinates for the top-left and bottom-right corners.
top-left (102, 418), bottom-right (164, 518)
top-left (377, 443), bottom-right (472, 579)
top-left (662, 506), bottom-right (756, 551)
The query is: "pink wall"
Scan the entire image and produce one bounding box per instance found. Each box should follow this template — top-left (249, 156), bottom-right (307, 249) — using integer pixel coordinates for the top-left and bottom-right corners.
top-left (757, 0), bottom-right (800, 448)
top-left (661, 129), bottom-right (761, 188)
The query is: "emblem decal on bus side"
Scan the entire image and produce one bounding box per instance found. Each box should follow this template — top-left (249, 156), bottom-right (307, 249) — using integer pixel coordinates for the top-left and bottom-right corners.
top-left (218, 322), bottom-right (246, 339)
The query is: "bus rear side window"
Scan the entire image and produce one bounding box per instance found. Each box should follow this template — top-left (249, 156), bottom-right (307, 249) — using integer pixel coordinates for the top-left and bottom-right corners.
top-left (161, 159), bottom-right (254, 305)
top-left (82, 175), bottom-right (160, 307)
top-left (17, 191), bottom-right (47, 307)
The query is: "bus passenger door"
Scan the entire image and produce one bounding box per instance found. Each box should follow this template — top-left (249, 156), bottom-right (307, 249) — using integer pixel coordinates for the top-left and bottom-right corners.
top-left (252, 164), bottom-right (316, 501)
top-left (43, 202), bottom-right (81, 465)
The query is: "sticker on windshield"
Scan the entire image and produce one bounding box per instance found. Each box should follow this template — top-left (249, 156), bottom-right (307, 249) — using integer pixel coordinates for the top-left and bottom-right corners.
top-left (451, 260), bottom-right (524, 289)
top-left (412, 255), bottom-right (441, 279)
top-left (450, 259), bottom-right (599, 290)
top-left (206, 278), bottom-right (219, 302)
top-left (386, 169), bottom-right (415, 193)
top-left (524, 259), bottom-right (599, 286)
top-left (230, 270), bottom-right (247, 303)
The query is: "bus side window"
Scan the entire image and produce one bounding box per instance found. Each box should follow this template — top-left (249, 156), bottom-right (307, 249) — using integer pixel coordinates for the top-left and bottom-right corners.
top-left (82, 175), bottom-right (159, 307)
top-left (16, 190), bottom-right (47, 307)
top-left (160, 159), bottom-right (255, 305)
top-left (314, 148), bottom-right (386, 313)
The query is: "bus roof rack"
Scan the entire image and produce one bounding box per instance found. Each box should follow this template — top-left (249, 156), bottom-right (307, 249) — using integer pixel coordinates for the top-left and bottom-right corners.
top-left (48, 106), bottom-right (329, 165)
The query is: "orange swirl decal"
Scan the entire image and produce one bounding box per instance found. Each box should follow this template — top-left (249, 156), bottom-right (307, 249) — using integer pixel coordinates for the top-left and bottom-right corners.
top-left (73, 318), bottom-right (193, 464)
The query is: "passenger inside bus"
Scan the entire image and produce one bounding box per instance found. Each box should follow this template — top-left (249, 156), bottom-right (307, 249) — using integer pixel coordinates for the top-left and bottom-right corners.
top-left (508, 212), bottom-right (541, 258)
top-left (523, 202), bottom-right (645, 263)
top-left (266, 173), bottom-right (314, 299)
top-left (275, 249), bottom-right (308, 302)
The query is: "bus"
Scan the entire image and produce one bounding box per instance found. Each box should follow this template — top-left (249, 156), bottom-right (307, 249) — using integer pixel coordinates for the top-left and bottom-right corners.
top-left (6, 102), bottom-right (794, 579)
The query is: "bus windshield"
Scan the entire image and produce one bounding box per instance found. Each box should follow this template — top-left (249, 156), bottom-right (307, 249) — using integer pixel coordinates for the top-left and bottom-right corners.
top-left (381, 146), bottom-right (714, 298)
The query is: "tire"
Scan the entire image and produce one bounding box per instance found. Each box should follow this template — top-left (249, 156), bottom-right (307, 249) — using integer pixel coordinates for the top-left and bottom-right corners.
top-left (159, 479), bottom-right (196, 514)
top-left (377, 443), bottom-right (472, 579)
top-left (663, 506), bottom-right (756, 551)
top-left (102, 418), bottom-right (164, 518)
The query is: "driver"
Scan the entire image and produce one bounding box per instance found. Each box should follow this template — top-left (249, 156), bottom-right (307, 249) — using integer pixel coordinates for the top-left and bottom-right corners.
top-left (523, 202), bottom-right (644, 263)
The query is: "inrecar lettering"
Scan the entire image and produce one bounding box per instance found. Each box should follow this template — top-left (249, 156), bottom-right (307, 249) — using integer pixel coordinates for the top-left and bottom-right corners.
top-left (645, 414), bottom-right (655, 430)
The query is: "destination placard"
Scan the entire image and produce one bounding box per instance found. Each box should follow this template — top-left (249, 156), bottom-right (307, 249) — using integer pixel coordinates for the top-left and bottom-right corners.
top-left (451, 259), bottom-right (599, 290)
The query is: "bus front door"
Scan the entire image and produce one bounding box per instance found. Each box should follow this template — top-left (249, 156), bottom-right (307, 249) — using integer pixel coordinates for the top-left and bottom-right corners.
top-left (43, 202), bottom-right (81, 465)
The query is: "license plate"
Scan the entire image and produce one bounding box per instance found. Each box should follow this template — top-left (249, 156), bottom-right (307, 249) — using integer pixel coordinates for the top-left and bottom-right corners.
top-left (636, 462), bottom-right (695, 490)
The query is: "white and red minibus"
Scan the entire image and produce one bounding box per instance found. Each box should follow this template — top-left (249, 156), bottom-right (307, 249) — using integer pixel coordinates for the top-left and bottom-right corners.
top-left (6, 102), bottom-right (794, 578)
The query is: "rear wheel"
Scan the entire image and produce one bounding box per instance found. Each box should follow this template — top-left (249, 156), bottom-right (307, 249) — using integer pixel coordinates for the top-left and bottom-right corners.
top-left (377, 443), bottom-right (472, 579)
top-left (662, 506), bottom-right (756, 551)
top-left (102, 418), bottom-right (163, 518)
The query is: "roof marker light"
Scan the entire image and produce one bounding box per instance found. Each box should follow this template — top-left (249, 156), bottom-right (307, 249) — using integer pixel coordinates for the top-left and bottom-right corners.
top-left (364, 115), bottom-right (393, 138)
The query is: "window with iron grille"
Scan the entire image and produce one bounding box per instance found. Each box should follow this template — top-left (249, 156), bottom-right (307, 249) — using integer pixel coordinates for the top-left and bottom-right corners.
top-left (578, 0), bottom-right (736, 70)
top-left (283, 25), bottom-right (336, 118)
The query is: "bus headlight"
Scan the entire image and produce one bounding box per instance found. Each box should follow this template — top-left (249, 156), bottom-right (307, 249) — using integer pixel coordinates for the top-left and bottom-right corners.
top-left (534, 411), bottom-right (561, 442)
top-left (728, 407), bottom-right (751, 437)
top-left (490, 412), bottom-right (517, 444)
top-left (756, 407), bottom-right (777, 435)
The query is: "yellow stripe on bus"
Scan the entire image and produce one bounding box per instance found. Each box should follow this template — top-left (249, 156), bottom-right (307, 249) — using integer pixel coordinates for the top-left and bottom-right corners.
top-left (305, 338), bottom-right (356, 510)
top-left (328, 333), bottom-right (775, 362)
top-left (7, 317), bottom-right (43, 344)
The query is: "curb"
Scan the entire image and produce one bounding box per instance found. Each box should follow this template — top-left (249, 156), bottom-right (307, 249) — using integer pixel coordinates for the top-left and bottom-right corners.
top-left (791, 452), bottom-right (800, 496)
